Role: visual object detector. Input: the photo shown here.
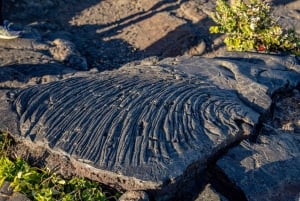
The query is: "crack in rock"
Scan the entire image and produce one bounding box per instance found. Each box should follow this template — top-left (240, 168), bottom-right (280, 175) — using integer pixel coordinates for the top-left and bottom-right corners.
top-left (0, 54), bottom-right (299, 200)
top-left (215, 87), bottom-right (300, 201)
top-left (12, 65), bottom-right (257, 183)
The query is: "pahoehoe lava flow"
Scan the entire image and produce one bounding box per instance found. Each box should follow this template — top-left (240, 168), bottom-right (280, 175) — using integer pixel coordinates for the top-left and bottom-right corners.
top-left (12, 69), bottom-right (257, 182)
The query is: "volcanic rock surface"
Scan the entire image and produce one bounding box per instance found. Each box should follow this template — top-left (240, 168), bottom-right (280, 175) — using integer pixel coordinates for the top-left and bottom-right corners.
top-left (217, 130), bottom-right (300, 201)
top-left (0, 0), bottom-right (300, 200)
top-left (1, 54), bottom-right (300, 200)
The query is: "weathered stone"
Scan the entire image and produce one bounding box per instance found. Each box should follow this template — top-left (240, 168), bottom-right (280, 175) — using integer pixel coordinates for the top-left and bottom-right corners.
top-left (0, 182), bottom-right (29, 201)
top-left (175, 53), bottom-right (300, 113)
top-left (178, 1), bottom-right (208, 23)
top-left (0, 195), bottom-right (8, 201)
top-left (195, 184), bottom-right (228, 201)
top-left (217, 132), bottom-right (300, 201)
top-left (0, 182), bottom-right (13, 196)
top-left (9, 61), bottom-right (258, 189)
top-left (186, 40), bottom-right (206, 56)
top-left (8, 192), bottom-right (30, 201)
top-left (0, 54), bottom-right (298, 199)
top-left (272, 90), bottom-right (300, 133)
top-left (214, 87), bottom-right (300, 201)
top-left (0, 1), bottom-right (299, 200)
top-left (49, 39), bottom-right (88, 70)
top-left (272, 1), bottom-right (300, 34)
top-left (118, 191), bottom-right (149, 201)
top-left (0, 63), bottom-right (77, 89)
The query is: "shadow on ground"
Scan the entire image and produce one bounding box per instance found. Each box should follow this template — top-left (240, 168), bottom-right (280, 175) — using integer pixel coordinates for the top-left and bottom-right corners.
top-left (3, 0), bottom-right (214, 71)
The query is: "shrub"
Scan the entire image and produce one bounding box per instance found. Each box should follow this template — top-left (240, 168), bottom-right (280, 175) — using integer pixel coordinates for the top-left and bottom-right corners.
top-left (209, 0), bottom-right (300, 55)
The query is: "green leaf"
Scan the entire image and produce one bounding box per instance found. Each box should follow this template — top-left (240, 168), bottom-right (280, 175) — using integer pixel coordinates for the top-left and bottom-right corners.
top-left (0, 132), bottom-right (115, 201)
top-left (209, 0), bottom-right (300, 54)
top-left (209, 26), bottom-right (220, 34)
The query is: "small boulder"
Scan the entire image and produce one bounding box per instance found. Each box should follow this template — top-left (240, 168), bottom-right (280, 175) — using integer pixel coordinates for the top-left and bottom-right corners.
top-left (118, 191), bottom-right (149, 201)
top-left (50, 39), bottom-right (88, 70)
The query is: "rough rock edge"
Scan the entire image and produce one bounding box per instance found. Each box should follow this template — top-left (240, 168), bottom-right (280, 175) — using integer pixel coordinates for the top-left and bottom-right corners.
top-left (1, 54), bottom-right (298, 200)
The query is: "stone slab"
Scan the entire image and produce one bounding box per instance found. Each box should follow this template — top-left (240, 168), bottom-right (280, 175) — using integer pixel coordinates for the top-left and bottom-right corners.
top-left (216, 89), bottom-right (300, 201)
top-left (0, 55), bottom-right (299, 194)
top-left (9, 64), bottom-right (258, 185)
top-left (217, 132), bottom-right (300, 201)
top-left (171, 53), bottom-right (300, 112)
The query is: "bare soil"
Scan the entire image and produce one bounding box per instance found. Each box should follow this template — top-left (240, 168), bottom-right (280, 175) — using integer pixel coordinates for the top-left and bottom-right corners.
top-left (2, 0), bottom-right (300, 70)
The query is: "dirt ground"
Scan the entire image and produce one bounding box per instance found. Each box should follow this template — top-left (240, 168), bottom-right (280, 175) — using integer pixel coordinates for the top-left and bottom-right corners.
top-left (2, 0), bottom-right (298, 71)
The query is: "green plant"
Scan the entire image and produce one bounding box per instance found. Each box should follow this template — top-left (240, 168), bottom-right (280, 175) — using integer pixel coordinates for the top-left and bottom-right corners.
top-left (0, 131), bottom-right (11, 155)
top-left (209, 0), bottom-right (300, 55)
top-left (0, 132), bottom-right (119, 201)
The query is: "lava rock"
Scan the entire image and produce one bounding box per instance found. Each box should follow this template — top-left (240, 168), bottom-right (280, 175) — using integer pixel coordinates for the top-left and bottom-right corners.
top-left (217, 132), bottom-right (300, 201)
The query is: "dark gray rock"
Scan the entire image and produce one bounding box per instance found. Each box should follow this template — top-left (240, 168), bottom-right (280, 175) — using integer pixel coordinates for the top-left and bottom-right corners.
top-left (0, 25), bottom-right (87, 71)
top-left (11, 63), bottom-right (258, 187)
top-left (0, 182), bottom-right (29, 201)
top-left (0, 63), bottom-right (77, 89)
top-left (195, 184), bottom-right (228, 201)
top-left (272, 90), bottom-right (300, 133)
top-left (217, 132), bottom-right (300, 201)
top-left (170, 53), bottom-right (300, 113)
top-left (0, 182), bottom-right (13, 196)
top-left (118, 191), bottom-right (149, 201)
top-left (8, 192), bottom-right (30, 201)
top-left (215, 88), bottom-right (300, 201)
top-left (0, 1), bottom-right (299, 199)
top-left (0, 54), bottom-right (299, 197)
